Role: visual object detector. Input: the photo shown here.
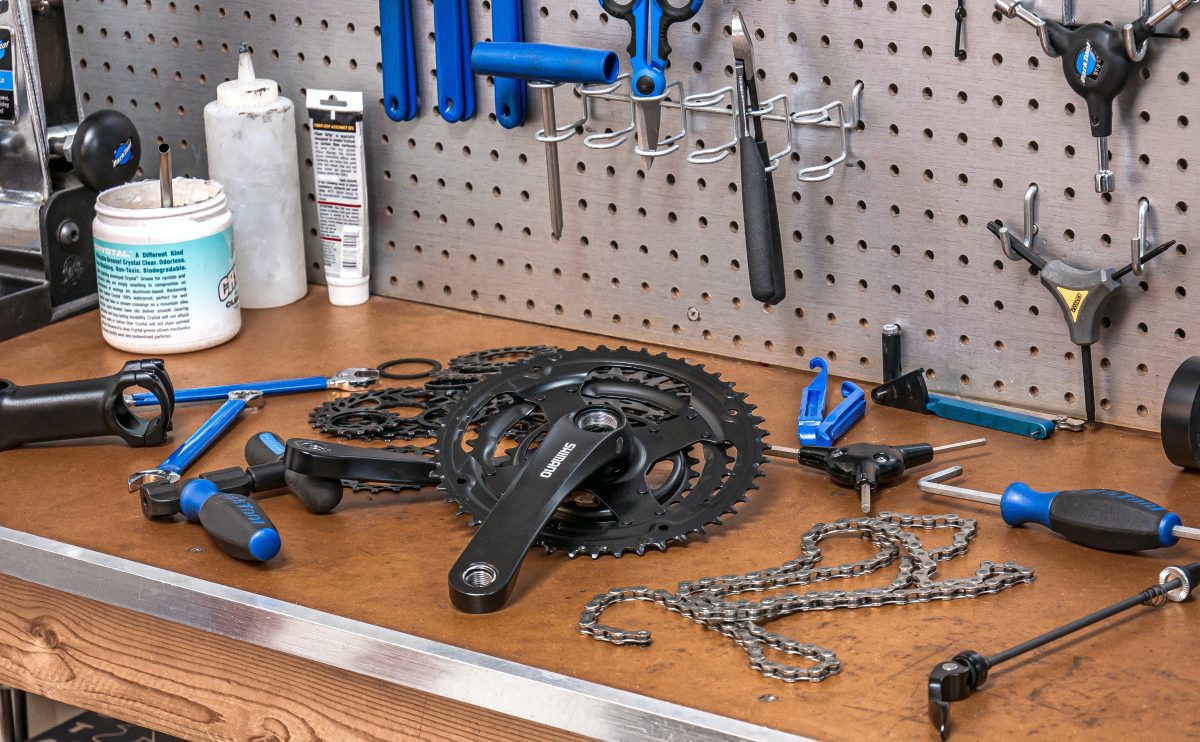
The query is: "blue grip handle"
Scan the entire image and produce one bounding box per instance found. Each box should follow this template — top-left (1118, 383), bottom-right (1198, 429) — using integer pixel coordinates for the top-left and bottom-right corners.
top-left (471, 42), bottom-right (620, 85)
top-left (926, 394), bottom-right (1056, 439)
top-left (380, 0), bottom-right (420, 121)
top-left (599, 0), bottom-right (704, 97)
top-left (999, 482), bottom-right (1056, 529)
top-left (132, 376), bottom-right (327, 406)
top-left (489, 1), bottom-right (526, 128)
top-left (433, 0), bottom-right (475, 122)
top-left (159, 396), bottom-right (247, 475)
top-left (181, 480), bottom-right (281, 562)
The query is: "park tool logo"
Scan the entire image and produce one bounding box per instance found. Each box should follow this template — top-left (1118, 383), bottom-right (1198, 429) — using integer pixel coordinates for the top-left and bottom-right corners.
top-left (1056, 287), bottom-right (1089, 323)
top-left (112, 138), bottom-right (133, 168)
top-left (1076, 41), bottom-right (1102, 84)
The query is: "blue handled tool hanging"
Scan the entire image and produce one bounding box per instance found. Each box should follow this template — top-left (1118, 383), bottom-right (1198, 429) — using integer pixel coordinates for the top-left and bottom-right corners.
top-left (380, 0), bottom-right (420, 121)
top-left (433, 0), bottom-right (476, 122)
top-left (489, 0), bottom-right (526, 128)
top-left (796, 358), bottom-right (866, 447)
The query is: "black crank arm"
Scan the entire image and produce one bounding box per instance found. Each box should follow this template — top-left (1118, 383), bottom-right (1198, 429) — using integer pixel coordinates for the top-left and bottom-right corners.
top-left (284, 438), bottom-right (437, 484)
top-left (448, 407), bottom-right (632, 613)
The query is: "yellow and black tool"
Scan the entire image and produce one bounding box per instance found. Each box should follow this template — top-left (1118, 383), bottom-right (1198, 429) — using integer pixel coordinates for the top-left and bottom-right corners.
top-left (990, 220), bottom-right (1176, 427)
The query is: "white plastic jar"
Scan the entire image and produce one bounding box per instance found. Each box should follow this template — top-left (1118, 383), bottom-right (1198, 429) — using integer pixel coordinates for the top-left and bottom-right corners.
top-left (92, 178), bottom-right (241, 354)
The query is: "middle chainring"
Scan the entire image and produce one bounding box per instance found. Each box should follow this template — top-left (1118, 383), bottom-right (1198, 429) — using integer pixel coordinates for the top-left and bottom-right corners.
top-left (436, 346), bottom-right (768, 558)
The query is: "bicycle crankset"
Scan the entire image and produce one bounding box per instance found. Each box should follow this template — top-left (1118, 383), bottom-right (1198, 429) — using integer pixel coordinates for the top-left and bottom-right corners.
top-left (436, 346), bottom-right (768, 613)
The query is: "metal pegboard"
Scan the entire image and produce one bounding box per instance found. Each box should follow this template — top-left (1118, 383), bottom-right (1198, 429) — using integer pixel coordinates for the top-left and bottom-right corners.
top-left (65, 0), bottom-right (1197, 431)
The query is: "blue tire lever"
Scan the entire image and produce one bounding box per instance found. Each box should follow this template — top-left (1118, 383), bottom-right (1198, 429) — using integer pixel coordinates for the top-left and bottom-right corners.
top-left (797, 358), bottom-right (867, 447)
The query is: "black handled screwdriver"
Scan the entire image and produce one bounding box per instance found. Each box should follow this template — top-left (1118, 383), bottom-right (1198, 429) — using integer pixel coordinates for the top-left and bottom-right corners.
top-left (918, 466), bottom-right (1200, 552)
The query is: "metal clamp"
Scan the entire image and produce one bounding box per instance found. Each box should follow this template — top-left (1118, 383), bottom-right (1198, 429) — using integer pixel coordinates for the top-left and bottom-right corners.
top-left (790, 81), bottom-right (863, 182)
top-left (531, 80), bottom-right (589, 146)
top-left (681, 87), bottom-right (794, 172)
top-left (996, 183), bottom-right (1041, 261)
top-left (1131, 196), bottom-right (1152, 276)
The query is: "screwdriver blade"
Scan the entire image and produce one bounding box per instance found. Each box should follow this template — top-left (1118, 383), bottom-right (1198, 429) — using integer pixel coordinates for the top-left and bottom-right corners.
top-left (538, 87), bottom-right (563, 240)
top-left (860, 482), bottom-right (872, 513)
top-left (1173, 525), bottom-right (1200, 542)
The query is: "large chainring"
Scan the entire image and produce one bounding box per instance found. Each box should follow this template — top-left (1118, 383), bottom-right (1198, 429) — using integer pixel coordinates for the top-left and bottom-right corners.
top-left (436, 346), bottom-right (768, 558)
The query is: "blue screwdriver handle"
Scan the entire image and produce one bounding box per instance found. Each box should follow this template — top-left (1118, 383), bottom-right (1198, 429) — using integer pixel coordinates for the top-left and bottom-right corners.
top-left (130, 376), bottom-right (328, 407)
top-left (599, 0), bottom-right (704, 97)
top-left (160, 393), bottom-right (259, 476)
top-left (926, 395), bottom-right (1056, 439)
top-left (489, 0), bottom-right (526, 128)
top-left (433, 0), bottom-right (476, 122)
top-left (180, 479), bottom-right (281, 561)
top-left (1001, 483), bottom-right (1183, 552)
top-left (380, 0), bottom-right (420, 121)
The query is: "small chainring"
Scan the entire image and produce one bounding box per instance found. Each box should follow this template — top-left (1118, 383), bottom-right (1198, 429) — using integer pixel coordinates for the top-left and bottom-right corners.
top-left (436, 346), bottom-right (768, 558)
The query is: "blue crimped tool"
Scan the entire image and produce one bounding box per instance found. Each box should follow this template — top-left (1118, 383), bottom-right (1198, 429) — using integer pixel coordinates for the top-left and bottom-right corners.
top-left (797, 358), bottom-right (866, 447)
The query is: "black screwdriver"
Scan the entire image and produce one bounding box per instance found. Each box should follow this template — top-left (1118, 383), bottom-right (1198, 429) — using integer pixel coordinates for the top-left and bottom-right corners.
top-left (918, 466), bottom-right (1200, 552)
top-left (990, 221), bottom-right (1176, 427)
top-left (928, 561), bottom-right (1200, 739)
top-left (767, 438), bottom-right (986, 512)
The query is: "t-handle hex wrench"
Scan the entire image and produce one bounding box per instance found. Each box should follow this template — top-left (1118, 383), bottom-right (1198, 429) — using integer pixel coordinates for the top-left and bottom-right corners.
top-left (128, 390), bottom-right (264, 491)
top-left (472, 42), bottom-right (619, 238)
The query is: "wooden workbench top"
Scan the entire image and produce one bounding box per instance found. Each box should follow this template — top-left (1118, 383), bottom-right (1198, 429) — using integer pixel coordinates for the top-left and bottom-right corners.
top-left (1, 288), bottom-right (1197, 741)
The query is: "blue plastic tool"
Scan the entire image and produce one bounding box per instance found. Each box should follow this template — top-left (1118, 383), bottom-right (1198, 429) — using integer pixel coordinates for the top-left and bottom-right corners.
top-left (918, 466), bottom-right (1200, 553)
top-left (380, 0), bottom-right (420, 121)
top-left (470, 43), bottom-right (620, 85)
top-left (128, 368), bottom-right (379, 407)
top-left (127, 390), bottom-right (264, 491)
top-left (180, 479), bottom-right (282, 561)
top-left (489, 0), bottom-right (526, 128)
top-left (598, 0), bottom-right (704, 168)
top-left (433, 0), bottom-right (475, 122)
top-left (796, 358), bottom-right (866, 447)
top-left (926, 396), bottom-right (1057, 440)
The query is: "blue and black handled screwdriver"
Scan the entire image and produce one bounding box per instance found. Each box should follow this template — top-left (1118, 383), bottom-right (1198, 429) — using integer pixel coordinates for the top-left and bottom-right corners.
top-left (918, 466), bottom-right (1200, 552)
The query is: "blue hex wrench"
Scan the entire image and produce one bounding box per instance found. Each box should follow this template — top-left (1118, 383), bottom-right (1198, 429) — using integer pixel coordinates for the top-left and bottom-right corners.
top-left (380, 0), bottom-right (420, 121)
top-left (434, 0), bottom-right (475, 122)
top-left (128, 390), bottom-right (264, 491)
top-left (797, 358), bottom-right (866, 447)
top-left (127, 367), bottom-right (379, 407)
top-left (599, 0), bottom-right (704, 169)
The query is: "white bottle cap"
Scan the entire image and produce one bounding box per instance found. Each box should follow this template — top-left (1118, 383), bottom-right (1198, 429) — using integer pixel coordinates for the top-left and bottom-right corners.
top-left (327, 280), bottom-right (370, 306)
top-left (216, 44), bottom-right (281, 108)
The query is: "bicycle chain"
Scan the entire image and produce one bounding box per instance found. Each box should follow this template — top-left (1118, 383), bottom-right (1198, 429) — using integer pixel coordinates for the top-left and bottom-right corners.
top-left (579, 513), bottom-right (1035, 682)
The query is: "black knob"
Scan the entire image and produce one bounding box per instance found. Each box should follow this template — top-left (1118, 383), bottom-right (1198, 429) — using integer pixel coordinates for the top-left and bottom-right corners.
top-left (71, 109), bottom-right (141, 192)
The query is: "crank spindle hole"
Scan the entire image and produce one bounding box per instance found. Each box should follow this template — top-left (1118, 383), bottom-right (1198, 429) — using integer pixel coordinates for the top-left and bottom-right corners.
top-left (574, 407), bottom-right (622, 432)
top-left (461, 562), bottom-right (498, 588)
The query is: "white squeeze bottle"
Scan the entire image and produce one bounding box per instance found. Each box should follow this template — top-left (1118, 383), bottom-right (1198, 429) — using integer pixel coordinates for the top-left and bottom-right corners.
top-left (203, 44), bottom-right (307, 309)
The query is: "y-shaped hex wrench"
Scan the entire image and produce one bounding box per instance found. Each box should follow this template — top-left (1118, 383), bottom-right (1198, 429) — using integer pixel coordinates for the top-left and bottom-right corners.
top-left (128, 390), bottom-right (264, 491)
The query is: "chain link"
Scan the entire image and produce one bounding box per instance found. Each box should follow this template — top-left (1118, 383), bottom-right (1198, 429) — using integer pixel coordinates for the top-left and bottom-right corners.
top-left (578, 513), bottom-right (1035, 682)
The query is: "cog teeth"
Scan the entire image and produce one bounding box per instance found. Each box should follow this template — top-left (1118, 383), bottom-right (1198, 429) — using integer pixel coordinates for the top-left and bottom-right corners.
top-left (544, 544), bottom-right (556, 554)
top-left (468, 518), bottom-right (481, 527)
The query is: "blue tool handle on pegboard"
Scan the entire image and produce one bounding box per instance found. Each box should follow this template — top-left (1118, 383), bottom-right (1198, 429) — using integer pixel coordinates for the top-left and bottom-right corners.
top-left (489, 0), bottom-right (526, 128)
top-left (433, 0), bottom-right (475, 122)
top-left (471, 43), bottom-right (620, 85)
top-left (380, 0), bottom-right (420, 121)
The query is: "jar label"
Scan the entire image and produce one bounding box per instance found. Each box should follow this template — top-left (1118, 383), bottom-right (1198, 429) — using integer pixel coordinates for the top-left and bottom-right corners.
top-left (94, 227), bottom-right (239, 345)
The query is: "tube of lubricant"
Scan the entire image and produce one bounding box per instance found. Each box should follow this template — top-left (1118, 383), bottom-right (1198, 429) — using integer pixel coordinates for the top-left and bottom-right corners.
top-left (306, 90), bottom-right (370, 306)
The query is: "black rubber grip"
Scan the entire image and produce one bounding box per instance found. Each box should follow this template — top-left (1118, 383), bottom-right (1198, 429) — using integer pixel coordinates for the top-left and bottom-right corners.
top-left (245, 431), bottom-right (287, 466)
top-left (1048, 489), bottom-right (1173, 552)
top-left (739, 135), bottom-right (785, 305)
top-left (199, 492), bottom-right (279, 561)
